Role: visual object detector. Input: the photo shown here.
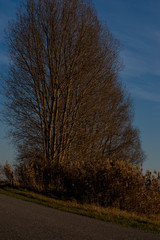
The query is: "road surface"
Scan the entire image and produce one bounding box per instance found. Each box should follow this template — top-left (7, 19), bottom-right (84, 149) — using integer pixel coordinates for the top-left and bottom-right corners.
top-left (0, 194), bottom-right (160, 240)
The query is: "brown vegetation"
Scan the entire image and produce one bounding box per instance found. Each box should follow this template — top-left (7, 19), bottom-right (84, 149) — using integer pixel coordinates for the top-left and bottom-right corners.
top-left (4, 0), bottom-right (145, 174)
top-left (1, 0), bottom-right (153, 219)
top-left (2, 160), bottom-right (160, 217)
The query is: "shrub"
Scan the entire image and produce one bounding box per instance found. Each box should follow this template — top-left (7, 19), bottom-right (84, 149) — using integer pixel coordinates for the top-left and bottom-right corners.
top-left (3, 161), bottom-right (14, 185)
top-left (14, 158), bottom-right (160, 216)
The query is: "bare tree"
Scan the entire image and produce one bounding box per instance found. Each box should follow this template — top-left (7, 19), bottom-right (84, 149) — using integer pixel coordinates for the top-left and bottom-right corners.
top-left (4, 0), bottom-right (145, 183)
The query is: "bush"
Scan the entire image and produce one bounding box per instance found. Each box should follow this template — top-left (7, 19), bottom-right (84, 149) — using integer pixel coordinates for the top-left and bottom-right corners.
top-left (3, 161), bottom-right (14, 185)
top-left (14, 158), bottom-right (160, 216)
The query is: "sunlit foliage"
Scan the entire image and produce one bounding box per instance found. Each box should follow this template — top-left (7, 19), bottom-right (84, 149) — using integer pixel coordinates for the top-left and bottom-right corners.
top-left (13, 159), bottom-right (160, 216)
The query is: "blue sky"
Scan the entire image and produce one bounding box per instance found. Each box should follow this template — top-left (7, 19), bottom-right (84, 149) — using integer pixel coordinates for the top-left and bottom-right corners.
top-left (0, 0), bottom-right (160, 172)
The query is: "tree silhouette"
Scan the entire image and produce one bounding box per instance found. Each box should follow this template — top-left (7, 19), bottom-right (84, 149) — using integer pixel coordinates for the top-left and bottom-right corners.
top-left (4, 0), bottom-right (145, 188)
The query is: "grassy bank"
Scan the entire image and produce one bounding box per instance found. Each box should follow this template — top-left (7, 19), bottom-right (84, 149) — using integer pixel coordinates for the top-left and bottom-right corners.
top-left (0, 185), bottom-right (160, 234)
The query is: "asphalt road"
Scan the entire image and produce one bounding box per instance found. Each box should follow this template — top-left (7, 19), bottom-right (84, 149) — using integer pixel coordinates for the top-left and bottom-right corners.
top-left (0, 194), bottom-right (160, 240)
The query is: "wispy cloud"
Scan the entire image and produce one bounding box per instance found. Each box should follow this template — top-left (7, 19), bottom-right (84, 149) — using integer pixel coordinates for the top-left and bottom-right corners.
top-left (102, 0), bottom-right (160, 83)
top-left (120, 48), bottom-right (160, 79)
top-left (131, 86), bottom-right (160, 103)
top-left (120, 50), bottom-right (148, 78)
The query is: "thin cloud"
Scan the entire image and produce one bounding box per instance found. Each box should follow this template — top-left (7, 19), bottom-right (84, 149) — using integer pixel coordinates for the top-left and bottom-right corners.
top-left (120, 50), bottom-right (148, 78)
top-left (131, 86), bottom-right (160, 103)
top-left (120, 47), bottom-right (160, 79)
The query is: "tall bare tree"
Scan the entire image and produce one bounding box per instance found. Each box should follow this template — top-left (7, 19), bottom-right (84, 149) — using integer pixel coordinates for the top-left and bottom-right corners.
top-left (4, 0), bottom-right (145, 179)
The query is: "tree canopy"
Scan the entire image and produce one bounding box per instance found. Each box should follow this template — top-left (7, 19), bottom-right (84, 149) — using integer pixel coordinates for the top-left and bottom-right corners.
top-left (4, 0), bottom-right (145, 182)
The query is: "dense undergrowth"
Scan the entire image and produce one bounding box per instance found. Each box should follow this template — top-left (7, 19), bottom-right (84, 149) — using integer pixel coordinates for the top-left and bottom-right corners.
top-left (2, 159), bottom-right (160, 217)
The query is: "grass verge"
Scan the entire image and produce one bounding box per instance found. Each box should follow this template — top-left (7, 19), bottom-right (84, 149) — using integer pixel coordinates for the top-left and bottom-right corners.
top-left (0, 185), bottom-right (160, 234)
